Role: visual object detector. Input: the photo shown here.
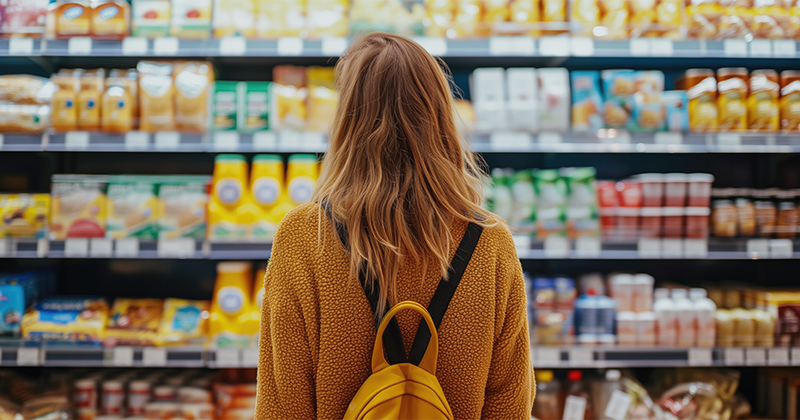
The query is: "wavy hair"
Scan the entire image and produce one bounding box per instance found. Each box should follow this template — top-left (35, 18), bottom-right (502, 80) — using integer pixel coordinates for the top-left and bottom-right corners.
top-left (312, 32), bottom-right (495, 317)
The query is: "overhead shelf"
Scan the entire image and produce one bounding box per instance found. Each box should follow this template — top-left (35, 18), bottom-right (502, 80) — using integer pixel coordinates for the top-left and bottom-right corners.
top-left (1, 237), bottom-right (795, 260)
top-left (0, 339), bottom-right (797, 368)
top-left (1, 36), bottom-right (798, 60)
top-left (5, 131), bottom-right (800, 154)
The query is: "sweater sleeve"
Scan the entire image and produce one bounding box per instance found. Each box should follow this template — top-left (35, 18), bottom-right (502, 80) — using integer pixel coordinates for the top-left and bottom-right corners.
top-left (254, 213), bottom-right (317, 419)
top-left (481, 228), bottom-right (535, 419)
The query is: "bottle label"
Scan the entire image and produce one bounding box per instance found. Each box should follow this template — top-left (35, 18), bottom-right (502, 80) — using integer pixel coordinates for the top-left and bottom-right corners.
top-left (217, 286), bottom-right (245, 314)
top-left (604, 390), bottom-right (632, 420)
top-left (252, 177), bottom-right (280, 206)
top-left (288, 176), bottom-right (315, 205)
top-left (562, 395), bottom-right (587, 420)
top-left (214, 178), bottom-right (243, 206)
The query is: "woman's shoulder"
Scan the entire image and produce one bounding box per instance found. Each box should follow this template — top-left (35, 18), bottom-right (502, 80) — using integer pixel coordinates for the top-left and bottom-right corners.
top-left (274, 202), bottom-right (323, 239)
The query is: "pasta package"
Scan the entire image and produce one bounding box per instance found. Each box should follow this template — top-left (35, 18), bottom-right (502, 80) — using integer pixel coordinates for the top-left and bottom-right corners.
top-left (174, 61), bottom-right (214, 132)
top-left (0, 103), bottom-right (49, 133)
top-left (21, 298), bottom-right (109, 343)
top-left (105, 298), bottom-right (164, 346)
top-left (157, 298), bottom-right (209, 346)
top-left (137, 61), bottom-right (175, 132)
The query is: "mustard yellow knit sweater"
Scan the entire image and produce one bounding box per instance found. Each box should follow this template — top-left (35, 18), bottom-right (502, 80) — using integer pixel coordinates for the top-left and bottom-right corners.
top-left (255, 203), bottom-right (535, 419)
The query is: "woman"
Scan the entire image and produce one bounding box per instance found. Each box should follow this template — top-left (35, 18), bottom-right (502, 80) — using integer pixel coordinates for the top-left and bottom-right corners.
top-left (255, 32), bottom-right (534, 419)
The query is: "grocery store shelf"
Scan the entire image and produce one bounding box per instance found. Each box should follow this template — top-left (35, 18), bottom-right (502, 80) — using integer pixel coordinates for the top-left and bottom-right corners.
top-left (1, 339), bottom-right (798, 367)
top-left (0, 238), bottom-right (796, 260)
top-left (0, 37), bottom-right (797, 60)
top-left (6, 131), bottom-right (800, 154)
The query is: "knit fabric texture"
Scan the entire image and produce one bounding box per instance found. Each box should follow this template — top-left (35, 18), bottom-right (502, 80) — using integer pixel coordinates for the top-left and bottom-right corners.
top-left (255, 203), bottom-right (535, 419)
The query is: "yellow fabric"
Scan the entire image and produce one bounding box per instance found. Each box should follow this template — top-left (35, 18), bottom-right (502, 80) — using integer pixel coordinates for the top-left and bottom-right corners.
top-left (255, 203), bottom-right (535, 419)
top-left (345, 301), bottom-right (452, 420)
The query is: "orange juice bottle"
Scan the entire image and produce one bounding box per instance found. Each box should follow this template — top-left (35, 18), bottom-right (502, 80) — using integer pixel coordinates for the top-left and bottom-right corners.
top-left (77, 69), bottom-right (104, 131)
top-left (51, 74), bottom-right (78, 132)
top-left (101, 77), bottom-right (133, 133)
top-left (286, 154), bottom-right (318, 207)
top-left (208, 154), bottom-right (249, 240)
top-left (209, 261), bottom-right (257, 348)
top-left (53, 1), bottom-right (92, 38)
top-left (91, 0), bottom-right (130, 39)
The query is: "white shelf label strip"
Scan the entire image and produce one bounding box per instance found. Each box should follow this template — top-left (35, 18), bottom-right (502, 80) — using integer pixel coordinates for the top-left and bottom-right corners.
top-left (112, 347), bottom-right (134, 366)
top-left (142, 347), bottom-right (167, 367)
top-left (17, 348), bottom-right (39, 366)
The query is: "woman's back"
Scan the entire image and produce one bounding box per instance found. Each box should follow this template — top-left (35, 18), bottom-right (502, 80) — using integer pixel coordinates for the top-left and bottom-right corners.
top-left (255, 203), bottom-right (534, 419)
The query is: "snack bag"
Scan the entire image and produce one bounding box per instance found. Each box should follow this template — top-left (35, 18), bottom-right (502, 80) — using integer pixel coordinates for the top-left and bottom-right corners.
top-left (601, 0), bottom-right (630, 38)
top-left (212, 0), bottom-right (256, 38)
top-left (256, 0), bottom-right (305, 37)
top-left (77, 69), bottom-right (104, 131)
top-left (50, 175), bottom-right (107, 240)
top-left (105, 175), bottom-right (158, 240)
top-left (748, 69), bottom-right (780, 130)
top-left (174, 61), bottom-right (214, 132)
top-left (132, 0), bottom-right (171, 38)
top-left (21, 297), bottom-right (108, 342)
top-left (780, 70), bottom-right (800, 131)
top-left (307, 0), bottom-right (348, 37)
top-left (752, 0), bottom-right (790, 38)
top-left (0, 0), bottom-right (48, 37)
top-left (571, 71), bottom-right (604, 132)
top-left (307, 67), bottom-right (336, 133)
top-left (137, 61), bottom-right (175, 132)
top-left (570, 0), bottom-right (600, 36)
top-left (105, 298), bottom-right (164, 346)
top-left (717, 68), bottom-right (748, 131)
top-left (718, 0), bottom-right (752, 38)
top-left (157, 176), bottom-right (209, 239)
top-left (425, 0), bottom-right (455, 36)
top-left (1, 194), bottom-right (49, 239)
top-left (509, 0), bottom-right (541, 36)
top-left (631, 0), bottom-right (684, 38)
top-left (170, 0), bottom-right (212, 38)
top-left (687, 0), bottom-right (721, 38)
top-left (663, 90), bottom-right (690, 131)
top-left (0, 284), bottom-right (24, 335)
top-left (632, 71), bottom-right (665, 131)
top-left (157, 298), bottom-right (209, 345)
top-left (91, 0), bottom-right (130, 39)
top-left (101, 76), bottom-right (134, 133)
top-left (602, 69), bottom-right (636, 128)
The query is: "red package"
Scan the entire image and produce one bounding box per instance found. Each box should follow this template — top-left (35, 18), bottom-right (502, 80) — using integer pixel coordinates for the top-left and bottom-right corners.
top-left (597, 181), bottom-right (618, 235)
top-left (0, 0), bottom-right (47, 36)
top-left (617, 181), bottom-right (643, 239)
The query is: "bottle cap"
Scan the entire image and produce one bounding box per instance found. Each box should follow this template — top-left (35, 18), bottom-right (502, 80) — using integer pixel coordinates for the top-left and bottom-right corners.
top-left (606, 369), bottom-right (621, 381)
top-left (567, 370), bottom-right (582, 382)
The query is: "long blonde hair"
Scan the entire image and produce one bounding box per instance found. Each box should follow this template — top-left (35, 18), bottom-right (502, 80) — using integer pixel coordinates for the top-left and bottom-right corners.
top-left (312, 32), bottom-right (495, 316)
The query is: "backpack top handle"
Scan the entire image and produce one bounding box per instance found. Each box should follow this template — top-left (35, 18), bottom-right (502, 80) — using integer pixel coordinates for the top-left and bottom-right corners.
top-left (373, 301), bottom-right (439, 375)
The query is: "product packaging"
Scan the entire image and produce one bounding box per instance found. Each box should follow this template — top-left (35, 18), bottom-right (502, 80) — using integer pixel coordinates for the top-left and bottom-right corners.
top-left (21, 297), bottom-right (109, 342)
top-left (101, 75), bottom-right (134, 133)
top-left (211, 81), bottom-right (239, 131)
top-left (680, 69), bottom-right (719, 132)
top-left (77, 69), bottom-right (104, 131)
top-left (157, 298), bottom-right (209, 345)
top-left (0, 194), bottom-right (50, 239)
top-left (307, 0), bottom-right (348, 37)
top-left (471, 67), bottom-right (507, 132)
top-left (212, 0), bottom-right (256, 38)
top-left (716, 67), bottom-right (749, 131)
top-left (207, 154), bottom-right (249, 241)
top-left (570, 71), bottom-right (603, 132)
top-left (50, 174), bottom-right (107, 240)
top-left (748, 69), bottom-right (780, 131)
top-left (209, 262), bottom-right (258, 348)
top-left (240, 81), bottom-right (270, 132)
top-left (91, 0), bottom-right (130, 39)
top-left (174, 61), bottom-right (214, 132)
top-left (538, 68), bottom-right (571, 132)
top-left (137, 61), bottom-right (175, 132)
top-left (51, 73), bottom-right (78, 132)
top-left (662, 90), bottom-right (689, 131)
top-left (602, 69), bottom-right (636, 129)
top-left (505, 68), bottom-right (539, 132)
top-left (243, 155), bottom-right (292, 241)
top-left (0, 0), bottom-right (48, 37)
top-left (632, 71), bottom-right (665, 131)
top-left (157, 176), bottom-right (209, 239)
top-left (630, 0), bottom-right (684, 38)
top-left (271, 66), bottom-right (308, 131)
top-left (307, 67), bottom-right (336, 133)
top-left (105, 175), bottom-right (158, 240)
top-left (687, 0), bottom-right (721, 38)
top-left (780, 70), bottom-right (800, 130)
top-left (508, 170), bottom-right (537, 235)
top-left (132, 0), bottom-right (171, 38)
top-left (105, 298), bottom-right (164, 346)
top-left (563, 167), bottom-right (599, 238)
top-left (50, 1), bottom-right (91, 38)
top-left (533, 169), bottom-right (566, 237)
top-left (170, 0), bottom-right (211, 38)
top-left (0, 284), bottom-right (24, 334)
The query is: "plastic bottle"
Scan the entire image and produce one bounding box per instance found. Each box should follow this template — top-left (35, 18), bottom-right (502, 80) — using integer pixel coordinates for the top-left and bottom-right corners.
top-left (653, 288), bottom-right (677, 346)
top-left (672, 289), bottom-right (696, 347)
top-left (208, 262), bottom-right (257, 348)
top-left (596, 294), bottom-right (617, 345)
top-left (208, 154), bottom-right (249, 240)
top-left (575, 288), bottom-right (600, 345)
top-left (632, 274), bottom-right (654, 312)
top-left (561, 370), bottom-right (592, 420)
top-left (591, 369), bottom-right (622, 420)
top-left (532, 370), bottom-right (562, 420)
top-left (285, 154), bottom-right (318, 206)
top-left (690, 288), bottom-right (717, 347)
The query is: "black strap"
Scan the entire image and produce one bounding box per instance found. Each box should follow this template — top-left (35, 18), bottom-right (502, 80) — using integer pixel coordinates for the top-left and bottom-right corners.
top-left (407, 222), bottom-right (483, 366)
top-left (322, 199), bottom-right (407, 365)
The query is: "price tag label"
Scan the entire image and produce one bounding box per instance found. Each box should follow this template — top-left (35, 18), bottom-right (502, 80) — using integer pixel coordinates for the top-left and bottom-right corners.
top-left (746, 348), bottom-right (767, 365)
top-left (142, 347), bottom-right (167, 367)
top-left (89, 238), bottom-right (113, 258)
top-left (575, 237), bottom-right (601, 258)
top-left (570, 37), bottom-right (594, 56)
top-left (544, 236), bottom-right (570, 258)
top-left (37, 239), bottom-right (49, 258)
top-left (220, 36), bottom-right (247, 55)
top-left (747, 239), bottom-right (770, 258)
top-left (688, 348), bottom-right (713, 366)
top-left (723, 39), bottom-right (747, 56)
top-left (68, 37), bottom-right (92, 55)
top-left (157, 238), bottom-right (195, 258)
top-left (277, 37), bottom-right (303, 55)
top-left (0, 239), bottom-right (9, 257)
top-left (604, 390), bottom-right (633, 420)
top-left (124, 131), bottom-right (149, 150)
top-left (252, 131), bottom-right (277, 150)
top-left (662, 238), bottom-right (683, 258)
top-left (112, 347), bottom-right (134, 367)
top-left (724, 348), bottom-right (744, 365)
top-left (650, 38), bottom-right (674, 56)
top-left (718, 133), bottom-right (742, 146)
top-left (769, 348), bottom-right (790, 366)
top-left (0, 133), bottom-right (4, 150)
top-left (539, 36), bottom-right (570, 56)
top-left (568, 348), bottom-right (593, 365)
top-left (654, 132), bottom-right (683, 145)
top-left (749, 39), bottom-right (772, 57)
top-left (241, 348), bottom-right (259, 367)
top-left (791, 348), bottom-right (800, 365)
top-left (213, 132), bottom-right (240, 151)
top-left (629, 38), bottom-right (649, 56)
top-left (280, 130), bottom-right (302, 146)
top-left (770, 239), bottom-right (793, 258)
top-left (16, 348), bottom-right (39, 366)
top-left (302, 132), bottom-right (326, 150)
top-left (638, 238), bottom-right (661, 258)
top-left (121, 37), bottom-right (148, 55)
top-left (538, 132), bottom-right (562, 145)
top-left (563, 395), bottom-right (588, 420)
top-left (65, 131), bottom-right (90, 150)
top-left (154, 132), bottom-right (180, 150)
top-left (773, 39), bottom-right (796, 57)
top-left (512, 235), bottom-right (532, 255)
top-left (64, 238), bottom-right (89, 257)
top-left (215, 349), bottom-right (240, 367)
top-left (684, 239), bottom-right (708, 258)
top-left (490, 132), bottom-right (532, 150)
top-left (153, 37), bottom-right (179, 55)
top-left (9, 37), bottom-right (33, 55)
top-left (535, 347), bottom-right (560, 364)
top-left (411, 37), bottom-right (447, 56)
top-left (489, 37), bottom-right (535, 56)
top-left (321, 37), bottom-right (348, 56)
top-left (115, 238), bottom-right (139, 258)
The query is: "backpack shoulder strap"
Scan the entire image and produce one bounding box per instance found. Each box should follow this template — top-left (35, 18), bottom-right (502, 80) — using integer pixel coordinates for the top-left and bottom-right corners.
top-left (407, 222), bottom-right (483, 366)
top-left (321, 199), bottom-right (407, 365)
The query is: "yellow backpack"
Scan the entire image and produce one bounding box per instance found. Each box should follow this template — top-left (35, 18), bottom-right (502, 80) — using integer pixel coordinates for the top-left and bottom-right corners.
top-left (335, 218), bottom-right (484, 420)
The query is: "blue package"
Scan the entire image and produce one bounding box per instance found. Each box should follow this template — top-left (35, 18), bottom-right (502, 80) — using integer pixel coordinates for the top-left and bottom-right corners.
top-left (571, 71), bottom-right (604, 131)
top-left (601, 70), bottom-right (636, 129)
top-left (663, 90), bottom-right (689, 132)
top-left (0, 284), bottom-right (24, 334)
